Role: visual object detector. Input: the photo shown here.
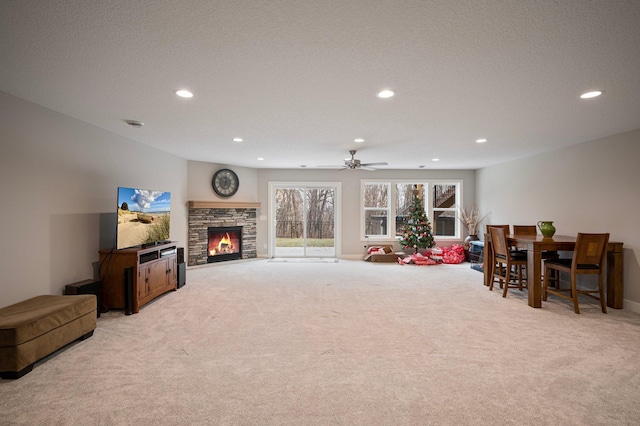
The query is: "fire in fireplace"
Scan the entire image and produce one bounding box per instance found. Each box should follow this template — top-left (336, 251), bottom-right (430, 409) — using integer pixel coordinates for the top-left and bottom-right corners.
top-left (208, 226), bottom-right (242, 263)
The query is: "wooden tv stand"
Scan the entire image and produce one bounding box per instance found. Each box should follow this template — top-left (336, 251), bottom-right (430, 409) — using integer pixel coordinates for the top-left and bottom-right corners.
top-left (99, 242), bottom-right (178, 314)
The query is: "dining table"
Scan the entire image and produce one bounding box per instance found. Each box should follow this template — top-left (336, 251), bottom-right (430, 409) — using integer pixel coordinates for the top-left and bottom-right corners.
top-left (483, 234), bottom-right (624, 309)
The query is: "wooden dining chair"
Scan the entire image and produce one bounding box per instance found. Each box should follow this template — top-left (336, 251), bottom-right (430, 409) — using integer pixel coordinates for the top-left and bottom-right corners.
top-left (487, 224), bottom-right (510, 235)
top-left (511, 226), bottom-right (535, 279)
top-left (489, 226), bottom-right (528, 297)
top-left (487, 225), bottom-right (528, 285)
top-left (486, 225), bottom-right (511, 289)
top-left (512, 225), bottom-right (535, 256)
top-left (543, 233), bottom-right (609, 314)
top-left (513, 225), bottom-right (536, 236)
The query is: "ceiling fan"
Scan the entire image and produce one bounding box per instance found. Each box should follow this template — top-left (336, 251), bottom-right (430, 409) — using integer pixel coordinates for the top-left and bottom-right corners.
top-left (320, 150), bottom-right (388, 171)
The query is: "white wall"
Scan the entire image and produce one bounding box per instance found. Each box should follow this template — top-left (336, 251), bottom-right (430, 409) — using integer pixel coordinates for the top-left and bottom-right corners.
top-left (476, 129), bottom-right (640, 311)
top-left (185, 164), bottom-right (476, 259)
top-left (187, 160), bottom-right (258, 201)
top-left (0, 91), bottom-right (188, 308)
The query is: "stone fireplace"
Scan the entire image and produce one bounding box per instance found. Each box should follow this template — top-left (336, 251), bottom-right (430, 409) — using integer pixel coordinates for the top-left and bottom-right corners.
top-left (188, 201), bottom-right (260, 266)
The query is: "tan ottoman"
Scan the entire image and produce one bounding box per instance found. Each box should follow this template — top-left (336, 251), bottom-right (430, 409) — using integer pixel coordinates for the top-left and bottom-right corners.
top-left (0, 295), bottom-right (97, 379)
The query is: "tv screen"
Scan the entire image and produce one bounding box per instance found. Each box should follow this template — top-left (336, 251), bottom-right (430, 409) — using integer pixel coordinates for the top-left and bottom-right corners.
top-left (116, 187), bottom-right (171, 249)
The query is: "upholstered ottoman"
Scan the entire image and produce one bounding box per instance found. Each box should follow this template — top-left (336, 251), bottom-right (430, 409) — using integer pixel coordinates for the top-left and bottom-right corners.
top-left (0, 295), bottom-right (97, 379)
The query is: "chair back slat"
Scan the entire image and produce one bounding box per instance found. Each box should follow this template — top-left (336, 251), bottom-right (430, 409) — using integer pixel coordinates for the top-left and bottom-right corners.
top-left (489, 226), bottom-right (509, 258)
top-left (513, 225), bottom-right (536, 236)
top-left (573, 233), bottom-right (609, 268)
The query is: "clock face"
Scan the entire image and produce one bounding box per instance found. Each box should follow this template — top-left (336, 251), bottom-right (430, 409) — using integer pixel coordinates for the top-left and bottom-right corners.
top-left (212, 169), bottom-right (239, 197)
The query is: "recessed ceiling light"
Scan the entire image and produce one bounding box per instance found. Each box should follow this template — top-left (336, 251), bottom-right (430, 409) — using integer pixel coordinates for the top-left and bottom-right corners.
top-left (580, 90), bottom-right (603, 99)
top-left (124, 119), bottom-right (144, 128)
top-left (432, 158), bottom-right (440, 162)
top-left (354, 138), bottom-right (365, 143)
top-left (476, 138), bottom-right (487, 143)
top-left (175, 89), bottom-right (194, 98)
top-left (257, 157), bottom-right (264, 161)
top-left (377, 89), bottom-right (395, 98)
top-left (232, 137), bottom-right (243, 142)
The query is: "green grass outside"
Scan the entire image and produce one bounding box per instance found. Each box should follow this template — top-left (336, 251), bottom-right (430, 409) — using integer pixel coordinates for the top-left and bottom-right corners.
top-left (276, 238), bottom-right (335, 247)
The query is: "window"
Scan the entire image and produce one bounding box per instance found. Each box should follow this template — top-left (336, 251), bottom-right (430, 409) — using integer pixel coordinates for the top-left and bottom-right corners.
top-left (395, 183), bottom-right (426, 237)
top-left (362, 182), bottom-right (390, 238)
top-left (432, 183), bottom-right (458, 237)
top-left (362, 180), bottom-right (461, 240)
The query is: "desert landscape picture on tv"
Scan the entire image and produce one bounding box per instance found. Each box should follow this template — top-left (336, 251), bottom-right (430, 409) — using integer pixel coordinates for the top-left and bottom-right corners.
top-left (116, 187), bottom-right (171, 249)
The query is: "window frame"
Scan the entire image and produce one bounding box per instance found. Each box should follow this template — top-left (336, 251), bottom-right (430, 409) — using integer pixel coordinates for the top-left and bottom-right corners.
top-left (361, 181), bottom-right (392, 239)
top-left (431, 182), bottom-right (461, 239)
top-left (360, 179), bottom-right (463, 242)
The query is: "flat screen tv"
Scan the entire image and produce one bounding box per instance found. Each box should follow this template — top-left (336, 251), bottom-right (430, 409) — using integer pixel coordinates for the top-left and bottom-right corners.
top-left (116, 187), bottom-right (171, 249)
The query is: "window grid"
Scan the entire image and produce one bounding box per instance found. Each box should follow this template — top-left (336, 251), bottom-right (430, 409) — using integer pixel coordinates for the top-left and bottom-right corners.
top-left (362, 180), bottom-right (461, 241)
top-left (362, 182), bottom-right (391, 238)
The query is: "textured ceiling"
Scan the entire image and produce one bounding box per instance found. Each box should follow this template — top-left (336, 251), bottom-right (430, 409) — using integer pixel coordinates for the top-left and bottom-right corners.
top-left (1, 1), bottom-right (640, 170)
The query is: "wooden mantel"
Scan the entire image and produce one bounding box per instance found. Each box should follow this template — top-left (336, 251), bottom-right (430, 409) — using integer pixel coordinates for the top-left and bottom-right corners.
top-left (188, 201), bottom-right (261, 209)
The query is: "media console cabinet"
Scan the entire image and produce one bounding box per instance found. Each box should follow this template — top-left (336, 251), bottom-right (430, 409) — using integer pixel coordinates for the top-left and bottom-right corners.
top-left (99, 242), bottom-right (178, 314)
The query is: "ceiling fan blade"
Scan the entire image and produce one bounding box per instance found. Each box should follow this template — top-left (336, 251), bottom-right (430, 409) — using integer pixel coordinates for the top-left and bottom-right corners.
top-left (360, 162), bottom-right (388, 167)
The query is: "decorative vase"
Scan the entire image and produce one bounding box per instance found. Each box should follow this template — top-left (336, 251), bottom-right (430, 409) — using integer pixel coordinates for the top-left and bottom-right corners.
top-left (464, 234), bottom-right (479, 250)
top-left (537, 221), bottom-right (556, 238)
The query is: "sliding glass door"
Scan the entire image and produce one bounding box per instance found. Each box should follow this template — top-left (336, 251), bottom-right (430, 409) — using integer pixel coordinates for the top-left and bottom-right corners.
top-left (270, 183), bottom-right (339, 258)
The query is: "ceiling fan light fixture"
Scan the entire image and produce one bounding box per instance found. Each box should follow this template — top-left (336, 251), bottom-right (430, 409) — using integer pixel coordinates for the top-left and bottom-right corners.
top-left (319, 150), bottom-right (387, 170)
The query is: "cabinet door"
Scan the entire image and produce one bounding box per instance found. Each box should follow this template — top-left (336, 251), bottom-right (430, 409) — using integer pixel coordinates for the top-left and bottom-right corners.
top-left (147, 260), bottom-right (169, 294)
top-left (138, 267), bottom-right (150, 299)
top-left (167, 256), bottom-right (178, 288)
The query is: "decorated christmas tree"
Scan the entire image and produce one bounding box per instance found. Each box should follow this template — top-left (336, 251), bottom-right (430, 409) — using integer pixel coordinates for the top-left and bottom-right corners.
top-left (398, 190), bottom-right (435, 251)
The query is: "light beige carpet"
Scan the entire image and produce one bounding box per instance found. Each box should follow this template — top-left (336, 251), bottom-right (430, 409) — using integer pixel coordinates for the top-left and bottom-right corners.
top-left (1, 259), bottom-right (639, 425)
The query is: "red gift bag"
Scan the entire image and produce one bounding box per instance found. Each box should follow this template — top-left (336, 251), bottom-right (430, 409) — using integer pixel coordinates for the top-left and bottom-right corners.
top-left (442, 244), bottom-right (465, 264)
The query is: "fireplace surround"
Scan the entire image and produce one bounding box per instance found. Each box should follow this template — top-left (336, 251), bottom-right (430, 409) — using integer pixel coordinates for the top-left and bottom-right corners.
top-left (188, 201), bottom-right (259, 266)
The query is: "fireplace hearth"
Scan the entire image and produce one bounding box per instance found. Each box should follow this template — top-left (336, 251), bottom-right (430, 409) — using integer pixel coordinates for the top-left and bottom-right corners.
top-left (208, 226), bottom-right (242, 263)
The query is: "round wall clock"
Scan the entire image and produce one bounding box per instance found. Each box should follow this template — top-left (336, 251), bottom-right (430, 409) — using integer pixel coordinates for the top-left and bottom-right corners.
top-left (212, 168), bottom-right (239, 197)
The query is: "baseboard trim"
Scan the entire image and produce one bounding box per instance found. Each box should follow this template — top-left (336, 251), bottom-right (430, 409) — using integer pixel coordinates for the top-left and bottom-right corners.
top-left (623, 298), bottom-right (640, 314)
top-left (341, 254), bottom-right (364, 260)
